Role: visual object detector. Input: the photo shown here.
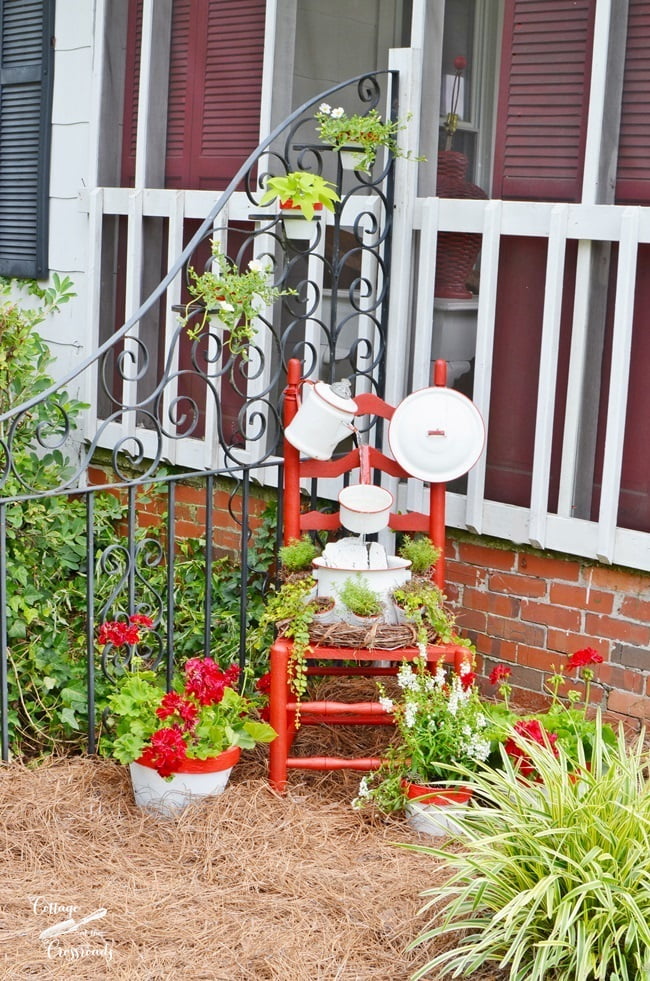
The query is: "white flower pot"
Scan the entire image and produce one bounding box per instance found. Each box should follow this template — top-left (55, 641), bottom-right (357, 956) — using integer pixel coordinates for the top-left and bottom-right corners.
top-left (403, 782), bottom-right (472, 837)
top-left (280, 203), bottom-right (323, 241)
top-left (338, 145), bottom-right (366, 171)
top-left (128, 745), bottom-right (241, 818)
top-left (313, 555), bottom-right (411, 600)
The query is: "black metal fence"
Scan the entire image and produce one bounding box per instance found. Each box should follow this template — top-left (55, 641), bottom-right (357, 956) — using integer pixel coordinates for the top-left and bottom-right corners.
top-left (0, 71), bottom-right (399, 760)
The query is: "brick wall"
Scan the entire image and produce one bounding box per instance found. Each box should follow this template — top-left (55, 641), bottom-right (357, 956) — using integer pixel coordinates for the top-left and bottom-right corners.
top-left (445, 532), bottom-right (650, 730)
top-left (87, 463), bottom-right (271, 557)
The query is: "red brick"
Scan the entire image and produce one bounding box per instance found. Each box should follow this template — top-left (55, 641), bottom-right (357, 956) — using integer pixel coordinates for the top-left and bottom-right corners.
top-left (515, 645), bottom-right (557, 673)
top-left (549, 582), bottom-right (613, 614)
top-left (455, 609), bottom-right (487, 634)
top-left (463, 587), bottom-right (519, 617)
top-left (488, 615), bottom-right (545, 647)
top-left (175, 484), bottom-right (206, 506)
top-left (137, 512), bottom-right (162, 529)
top-left (607, 690), bottom-right (650, 720)
top-left (598, 663), bottom-right (645, 694)
top-left (546, 629), bottom-right (587, 656)
top-left (589, 566), bottom-right (650, 595)
top-left (174, 520), bottom-right (206, 539)
top-left (489, 572), bottom-right (547, 598)
top-left (517, 552), bottom-right (581, 582)
top-left (584, 614), bottom-right (650, 647)
top-left (457, 542), bottom-right (516, 572)
top-left (520, 600), bottom-right (581, 632)
top-left (446, 559), bottom-right (486, 588)
top-left (474, 635), bottom-right (518, 663)
top-left (508, 687), bottom-right (550, 713)
top-left (619, 596), bottom-right (650, 622)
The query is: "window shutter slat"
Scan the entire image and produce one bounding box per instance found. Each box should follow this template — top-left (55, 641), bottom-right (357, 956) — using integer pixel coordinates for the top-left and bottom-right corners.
top-left (0, 0), bottom-right (53, 278)
top-left (492, 0), bottom-right (595, 202)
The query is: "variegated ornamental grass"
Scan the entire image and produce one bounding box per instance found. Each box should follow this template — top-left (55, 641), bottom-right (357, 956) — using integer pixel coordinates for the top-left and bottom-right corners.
top-left (409, 719), bottom-right (650, 981)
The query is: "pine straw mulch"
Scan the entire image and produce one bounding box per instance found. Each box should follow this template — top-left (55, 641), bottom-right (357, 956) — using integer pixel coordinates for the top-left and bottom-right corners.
top-left (0, 687), bottom-right (507, 981)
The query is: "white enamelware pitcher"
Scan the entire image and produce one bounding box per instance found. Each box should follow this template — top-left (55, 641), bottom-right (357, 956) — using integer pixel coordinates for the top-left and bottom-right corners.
top-left (284, 380), bottom-right (358, 460)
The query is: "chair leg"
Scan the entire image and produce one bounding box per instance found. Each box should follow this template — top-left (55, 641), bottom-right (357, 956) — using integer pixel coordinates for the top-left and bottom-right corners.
top-left (268, 638), bottom-right (291, 793)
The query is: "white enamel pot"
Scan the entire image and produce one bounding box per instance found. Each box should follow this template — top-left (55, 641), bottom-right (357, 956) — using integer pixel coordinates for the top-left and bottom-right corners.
top-left (338, 483), bottom-right (393, 534)
top-left (284, 380), bottom-right (358, 460)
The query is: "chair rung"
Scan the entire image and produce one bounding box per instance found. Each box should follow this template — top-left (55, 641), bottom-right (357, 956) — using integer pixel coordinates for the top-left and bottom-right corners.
top-left (286, 756), bottom-right (382, 771)
top-left (286, 700), bottom-right (390, 716)
top-left (298, 714), bottom-right (394, 726)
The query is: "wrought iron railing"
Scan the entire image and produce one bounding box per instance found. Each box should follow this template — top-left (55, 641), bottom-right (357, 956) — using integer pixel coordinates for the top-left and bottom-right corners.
top-left (0, 71), bottom-right (401, 759)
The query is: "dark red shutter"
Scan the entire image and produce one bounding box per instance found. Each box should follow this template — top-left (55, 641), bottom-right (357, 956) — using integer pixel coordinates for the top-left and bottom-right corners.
top-left (120, 0), bottom-right (143, 187)
top-left (122, 0), bottom-right (265, 190)
top-left (492, 0), bottom-right (595, 202)
top-left (615, 0), bottom-right (650, 203)
top-left (164, 0), bottom-right (265, 189)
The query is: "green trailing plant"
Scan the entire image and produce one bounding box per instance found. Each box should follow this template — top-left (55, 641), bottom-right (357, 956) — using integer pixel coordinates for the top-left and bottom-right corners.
top-left (260, 170), bottom-right (340, 220)
top-left (278, 535), bottom-right (321, 574)
top-left (259, 576), bottom-right (317, 699)
top-left (183, 240), bottom-right (295, 357)
top-left (397, 535), bottom-right (440, 576)
top-left (314, 103), bottom-right (424, 173)
top-left (338, 575), bottom-right (383, 618)
top-left (391, 579), bottom-right (460, 645)
top-left (409, 717), bottom-right (650, 981)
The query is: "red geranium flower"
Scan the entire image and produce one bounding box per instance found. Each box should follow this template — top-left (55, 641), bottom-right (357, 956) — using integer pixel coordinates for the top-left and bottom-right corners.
top-left (184, 657), bottom-right (239, 706)
top-left (130, 614), bottom-right (154, 628)
top-left (566, 647), bottom-right (603, 670)
top-left (460, 670), bottom-right (477, 691)
top-left (504, 718), bottom-right (558, 778)
top-left (98, 614), bottom-right (153, 647)
top-left (156, 691), bottom-right (199, 729)
top-left (489, 664), bottom-right (512, 686)
top-left (139, 725), bottom-right (188, 778)
top-left (256, 672), bottom-right (272, 695)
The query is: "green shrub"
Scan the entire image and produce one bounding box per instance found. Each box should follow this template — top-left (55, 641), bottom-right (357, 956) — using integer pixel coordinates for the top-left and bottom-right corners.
top-left (0, 278), bottom-right (279, 757)
top-left (409, 718), bottom-right (650, 981)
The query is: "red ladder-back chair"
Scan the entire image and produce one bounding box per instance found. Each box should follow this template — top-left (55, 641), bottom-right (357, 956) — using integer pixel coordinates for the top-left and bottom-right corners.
top-left (268, 358), bottom-right (472, 792)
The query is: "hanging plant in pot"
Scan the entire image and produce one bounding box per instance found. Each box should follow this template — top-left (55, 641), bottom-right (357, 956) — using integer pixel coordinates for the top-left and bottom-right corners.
top-left (181, 240), bottom-right (295, 359)
top-left (260, 170), bottom-right (340, 240)
top-left (101, 616), bottom-right (276, 816)
top-left (314, 103), bottom-right (424, 174)
top-left (353, 655), bottom-right (490, 836)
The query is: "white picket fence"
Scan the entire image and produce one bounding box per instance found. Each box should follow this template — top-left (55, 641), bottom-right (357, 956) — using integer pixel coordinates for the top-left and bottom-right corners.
top-left (79, 185), bottom-right (650, 573)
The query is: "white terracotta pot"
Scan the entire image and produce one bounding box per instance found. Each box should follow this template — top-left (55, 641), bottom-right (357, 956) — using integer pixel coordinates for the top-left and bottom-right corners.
top-left (338, 483), bottom-right (393, 534)
top-left (284, 380), bottom-right (358, 461)
top-left (129, 745), bottom-right (240, 818)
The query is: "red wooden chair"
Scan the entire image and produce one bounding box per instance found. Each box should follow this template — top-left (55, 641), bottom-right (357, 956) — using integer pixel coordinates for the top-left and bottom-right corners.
top-left (268, 357), bottom-right (472, 792)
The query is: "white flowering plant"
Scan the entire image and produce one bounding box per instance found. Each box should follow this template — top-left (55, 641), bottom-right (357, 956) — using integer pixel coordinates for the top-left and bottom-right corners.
top-left (183, 240), bottom-right (295, 357)
top-left (353, 655), bottom-right (492, 813)
top-left (314, 103), bottom-right (424, 174)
